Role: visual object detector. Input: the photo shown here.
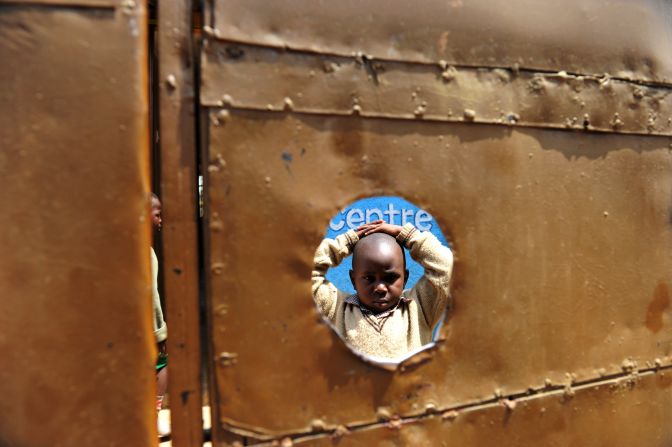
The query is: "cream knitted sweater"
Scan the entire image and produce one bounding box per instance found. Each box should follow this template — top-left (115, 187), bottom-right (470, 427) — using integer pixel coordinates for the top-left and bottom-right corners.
top-left (151, 248), bottom-right (168, 343)
top-left (312, 223), bottom-right (453, 361)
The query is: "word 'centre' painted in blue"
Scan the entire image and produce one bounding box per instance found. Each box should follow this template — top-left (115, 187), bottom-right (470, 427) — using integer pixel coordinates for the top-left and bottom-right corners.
top-left (325, 196), bottom-right (449, 294)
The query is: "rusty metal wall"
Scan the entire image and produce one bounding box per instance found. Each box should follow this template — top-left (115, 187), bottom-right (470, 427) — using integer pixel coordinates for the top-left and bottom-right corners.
top-left (0, 1), bottom-right (154, 445)
top-left (201, 0), bottom-right (672, 444)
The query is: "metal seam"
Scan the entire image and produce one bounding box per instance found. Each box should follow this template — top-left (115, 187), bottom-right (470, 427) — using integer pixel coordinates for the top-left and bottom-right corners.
top-left (205, 105), bottom-right (672, 139)
top-left (201, 34), bottom-right (672, 90)
top-left (219, 361), bottom-right (672, 443)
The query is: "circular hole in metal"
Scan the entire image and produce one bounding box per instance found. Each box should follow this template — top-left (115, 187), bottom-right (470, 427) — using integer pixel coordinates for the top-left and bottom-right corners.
top-left (313, 196), bottom-right (453, 368)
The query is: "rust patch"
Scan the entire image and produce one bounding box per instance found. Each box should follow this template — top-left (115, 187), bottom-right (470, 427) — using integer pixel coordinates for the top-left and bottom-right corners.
top-left (645, 282), bottom-right (670, 333)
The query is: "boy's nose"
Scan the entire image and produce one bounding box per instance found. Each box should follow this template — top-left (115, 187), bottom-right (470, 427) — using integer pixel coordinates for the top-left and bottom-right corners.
top-left (374, 283), bottom-right (387, 293)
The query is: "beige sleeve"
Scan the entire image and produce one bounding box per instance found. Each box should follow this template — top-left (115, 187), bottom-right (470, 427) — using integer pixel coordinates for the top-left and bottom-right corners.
top-left (398, 223), bottom-right (454, 328)
top-left (151, 248), bottom-right (167, 343)
top-left (311, 230), bottom-right (358, 322)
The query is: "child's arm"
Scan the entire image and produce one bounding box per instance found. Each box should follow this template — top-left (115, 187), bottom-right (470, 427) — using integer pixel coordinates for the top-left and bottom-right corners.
top-left (363, 221), bottom-right (453, 328)
top-left (399, 223), bottom-right (453, 327)
top-left (312, 228), bottom-right (362, 321)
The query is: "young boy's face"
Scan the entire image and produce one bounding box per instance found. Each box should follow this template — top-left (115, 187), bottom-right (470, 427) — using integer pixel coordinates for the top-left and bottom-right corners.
top-left (151, 197), bottom-right (162, 231)
top-left (350, 234), bottom-right (408, 314)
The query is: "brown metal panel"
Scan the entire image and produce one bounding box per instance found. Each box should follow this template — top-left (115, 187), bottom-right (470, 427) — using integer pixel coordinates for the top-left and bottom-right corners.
top-left (202, 42), bottom-right (672, 136)
top-left (205, 109), bottom-right (672, 440)
top-left (303, 371), bottom-right (672, 446)
top-left (0, 2), bottom-right (153, 446)
top-left (0, 0), bottom-right (114, 7)
top-left (209, 0), bottom-right (672, 84)
top-left (158, 0), bottom-right (204, 445)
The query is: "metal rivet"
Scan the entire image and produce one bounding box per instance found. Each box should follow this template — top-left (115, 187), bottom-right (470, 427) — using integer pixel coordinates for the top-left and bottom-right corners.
top-left (463, 109), bottom-right (476, 121)
top-left (217, 352), bottom-right (238, 367)
top-left (165, 74), bottom-right (177, 90)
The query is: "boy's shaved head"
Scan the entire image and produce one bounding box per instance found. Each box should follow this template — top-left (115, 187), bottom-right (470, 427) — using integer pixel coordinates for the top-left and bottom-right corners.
top-left (353, 233), bottom-right (404, 269)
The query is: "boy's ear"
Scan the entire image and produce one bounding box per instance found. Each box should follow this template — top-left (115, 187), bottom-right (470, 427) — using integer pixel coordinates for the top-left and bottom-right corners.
top-left (404, 269), bottom-right (410, 286)
top-left (349, 270), bottom-right (356, 288)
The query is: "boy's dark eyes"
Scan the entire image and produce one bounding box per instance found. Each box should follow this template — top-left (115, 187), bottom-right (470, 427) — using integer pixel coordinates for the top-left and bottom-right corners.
top-left (360, 273), bottom-right (400, 283)
top-left (385, 273), bottom-right (400, 282)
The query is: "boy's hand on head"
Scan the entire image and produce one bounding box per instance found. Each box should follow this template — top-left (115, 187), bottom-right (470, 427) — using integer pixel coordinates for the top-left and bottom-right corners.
top-left (354, 224), bottom-right (372, 239)
top-left (355, 220), bottom-right (384, 238)
top-left (356, 220), bottom-right (404, 238)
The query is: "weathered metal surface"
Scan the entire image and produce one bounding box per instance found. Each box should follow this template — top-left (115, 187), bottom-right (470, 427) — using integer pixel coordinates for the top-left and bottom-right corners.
top-left (209, 0), bottom-right (672, 84)
top-left (302, 370), bottom-right (672, 446)
top-left (202, 0), bottom-right (672, 443)
top-left (205, 109), bottom-right (672, 440)
top-left (202, 42), bottom-right (672, 136)
top-left (0, 0), bottom-right (114, 7)
top-left (158, 0), bottom-right (203, 445)
top-left (0, 1), bottom-right (153, 446)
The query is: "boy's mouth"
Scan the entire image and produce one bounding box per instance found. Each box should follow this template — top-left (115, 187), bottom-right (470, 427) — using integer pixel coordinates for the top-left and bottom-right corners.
top-left (372, 299), bottom-right (395, 310)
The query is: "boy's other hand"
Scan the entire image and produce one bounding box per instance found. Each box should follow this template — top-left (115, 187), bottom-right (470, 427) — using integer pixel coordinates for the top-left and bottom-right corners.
top-left (356, 220), bottom-right (404, 238)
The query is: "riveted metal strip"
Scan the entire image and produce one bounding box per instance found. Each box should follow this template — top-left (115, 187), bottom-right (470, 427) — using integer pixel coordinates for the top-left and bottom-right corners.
top-left (218, 363), bottom-right (672, 442)
top-left (207, 0), bottom-right (672, 85)
top-left (295, 370), bottom-right (672, 446)
top-left (202, 42), bottom-right (672, 137)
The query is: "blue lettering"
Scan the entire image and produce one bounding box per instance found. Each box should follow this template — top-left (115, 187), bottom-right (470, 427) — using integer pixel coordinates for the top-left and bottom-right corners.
top-left (329, 212), bottom-right (346, 231)
top-left (415, 210), bottom-right (432, 231)
top-left (365, 208), bottom-right (383, 223)
top-left (383, 203), bottom-right (400, 225)
top-left (401, 208), bottom-right (414, 225)
top-left (346, 208), bottom-right (364, 229)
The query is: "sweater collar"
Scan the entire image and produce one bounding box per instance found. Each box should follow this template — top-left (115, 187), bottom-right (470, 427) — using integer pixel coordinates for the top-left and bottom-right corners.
top-left (344, 294), bottom-right (411, 318)
top-left (344, 294), bottom-right (410, 333)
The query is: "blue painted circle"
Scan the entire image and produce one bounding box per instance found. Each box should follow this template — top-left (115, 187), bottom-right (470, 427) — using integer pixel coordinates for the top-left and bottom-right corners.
top-left (324, 196), bottom-right (449, 294)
